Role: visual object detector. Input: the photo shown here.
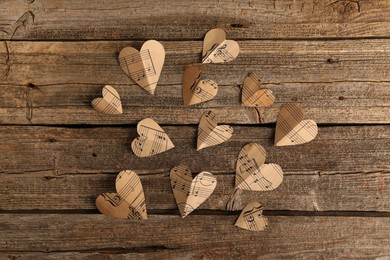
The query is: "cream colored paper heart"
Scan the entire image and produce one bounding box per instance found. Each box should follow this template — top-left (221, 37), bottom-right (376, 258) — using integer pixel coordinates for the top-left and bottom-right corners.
top-left (119, 40), bottom-right (165, 95)
top-left (131, 118), bottom-right (175, 157)
top-left (235, 202), bottom-right (268, 231)
top-left (202, 29), bottom-right (239, 64)
top-left (170, 165), bottom-right (217, 218)
top-left (182, 64), bottom-right (218, 105)
top-left (236, 143), bottom-right (283, 191)
top-left (242, 72), bottom-right (275, 107)
top-left (91, 85), bottom-right (123, 114)
top-left (275, 103), bottom-right (318, 146)
top-left (197, 111), bottom-right (233, 151)
top-left (95, 170), bottom-right (147, 219)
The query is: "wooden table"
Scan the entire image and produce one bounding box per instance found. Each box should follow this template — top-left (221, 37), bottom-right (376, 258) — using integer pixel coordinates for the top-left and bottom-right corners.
top-left (1, 1), bottom-right (389, 259)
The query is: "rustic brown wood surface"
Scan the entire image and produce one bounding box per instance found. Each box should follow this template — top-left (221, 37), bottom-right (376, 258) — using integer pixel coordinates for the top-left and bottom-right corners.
top-left (0, 0), bottom-right (389, 259)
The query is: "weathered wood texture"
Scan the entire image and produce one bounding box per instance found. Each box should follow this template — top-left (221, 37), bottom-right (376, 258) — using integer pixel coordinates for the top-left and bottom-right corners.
top-left (0, 40), bottom-right (389, 124)
top-left (1, 214), bottom-right (390, 259)
top-left (1, 0), bottom-right (390, 40)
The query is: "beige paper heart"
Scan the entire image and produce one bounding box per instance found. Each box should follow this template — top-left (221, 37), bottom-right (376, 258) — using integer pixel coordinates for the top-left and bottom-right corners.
top-left (235, 202), bottom-right (268, 231)
top-left (236, 143), bottom-right (283, 191)
top-left (197, 111), bottom-right (233, 151)
top-left (202, 29), bottom-right (239, 63)
top-left (182, 64), bottom-right (218, 105)
top-left (242, 72), bottom-right (275, 107)
top-left (119, 40), bottom-right (165, 95)
top-left (96, 170), bottom-right (147, 219)
top-left (91, 85), bottom-right (123, 114)
top-left (170, 165), bottom-right (217, 218)
top-left (131, 118), bottom-right (175, 157)
top-left (275, 103), bottom-right (318, 146)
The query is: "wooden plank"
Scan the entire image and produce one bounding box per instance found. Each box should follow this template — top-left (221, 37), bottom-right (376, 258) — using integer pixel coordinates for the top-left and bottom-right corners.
top-left (1, 1), bottom-right (390, 40)
top-left (0, 40), bottom-right (389, 124)
top-left (0, 214), bottom-right (389, 259)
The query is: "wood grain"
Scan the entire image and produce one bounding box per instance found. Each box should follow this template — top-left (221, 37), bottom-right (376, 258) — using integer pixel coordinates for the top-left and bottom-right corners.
top-left (1, 0), bottom-right (390, 40)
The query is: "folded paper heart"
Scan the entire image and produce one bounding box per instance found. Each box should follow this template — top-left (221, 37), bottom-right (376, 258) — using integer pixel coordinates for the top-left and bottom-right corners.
top-left (131, 118), bottom-right (175, 157)
top-left (182, 64), bottom-right (218, 105)
top-left (96, 170), bottom-right (147, 219)
top-left (236, 143), bottom-right (283, 191)
top-left (119, 40), bottom-right (165, 95)
top-left (91, 85), bottom-right (123, 114)
top-left (242, 72), bottom-right (275, 107)
top-left (170, 165), bottom-right (217, 218)
top-left (275, 103), bottom-right (318, 146)
top-left (202, 28), bottom-right (239, 64)
top-left (197, 111), bottom-right (233, 151)
top-left (235, 202), bottom-right (268, 231)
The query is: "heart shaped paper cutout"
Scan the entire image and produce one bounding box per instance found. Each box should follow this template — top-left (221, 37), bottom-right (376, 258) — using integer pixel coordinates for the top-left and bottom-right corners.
top-left (202, 29), bottom-right (239, 64)
top-left (170, 165), bottom-right (217, 218)
top-left (235, 202), bottom-right (268, 231)
top-left (275, 103), bottom-right (318, 146)
top-left (96, 170), bottom-right (147, 219)
top-left (182, 64), bottom-right (218, 105)
top-left (131, 118), bottom-right (175, 157)
top-left (119, 40), bottom-right (165, 95)
top-left (91, 85), bottom-right (123, 114)
top-left (242, 72), bottom-right (275, 107)
top-left (197, 111), bottom-right (233, 151)
top-left (236, 143), bottom-right (283, 191)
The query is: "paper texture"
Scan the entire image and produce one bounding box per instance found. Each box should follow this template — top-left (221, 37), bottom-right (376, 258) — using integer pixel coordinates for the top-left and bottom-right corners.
top-left (236, 143), bottom-right (284, 191)
top-left (275, 103), bottom-right (318, 146)
top-left (242, 72), bottom-right (275, 107)
top-left (197, 111), bottom-right (233, 151)
top-left (170, 165), bottom-right (217, 218)
top-left (235, 202), bottom-right (268, 231)
top-left (96, 170), bottom-right (147, 219)
top-left (131, 118), bottom-right (175, 157)
top-left (202, 29), bottom-right (239, 63)
top-left (182, 64), bottom-right (218, 105)
top-left (91, 85), bottom-right (123, 114)
top-left (119, 40), bottom-right (165, 95)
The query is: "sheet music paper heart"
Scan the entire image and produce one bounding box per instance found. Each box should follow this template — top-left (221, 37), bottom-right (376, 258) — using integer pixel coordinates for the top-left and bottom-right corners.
top-left (275, 103), bottom-right (318, 146)
top-left (131, 118), bottom-right (175, 157)
top-left (236, 143), bottom-right (284, 191)
top-left (96, 170), bottom-right (147, 219)
top-left (197, 111), bottom-right (233, 151)
top-left (91, 85), bottom-right (123, 114)
top-left (235, 202), bottom-right (268, 231)
top-left (242, 72), bottom-right (275, 107)
top-left (182, 64), bottom-right (218, 105)
top-left (202, 29), bottom-right (239, 64)
top-left (119, 40), bottom-right (165, 95)
top-left (170, 165), bottom-right (217, 218)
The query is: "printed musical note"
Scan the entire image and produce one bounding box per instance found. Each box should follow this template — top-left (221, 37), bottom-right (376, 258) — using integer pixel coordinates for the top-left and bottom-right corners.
top-left (275, 103), bottom-right (318, 146)
top-left (235, 143), bottom-right (284, 191)
top-left (197, 111), bottom-right (233, 150)
top-left (202, 29), bottom-right (239, 64)
top-left (131, 118), bottom-right (175, 157)
top-left (235, 202), bottom-right (268, 231)
top-left (242, 72), bottom-right (275, 107)
top-left (170, 165), bottom-right (217, 218)
top-left (91, 85), bottom-right (123, 114)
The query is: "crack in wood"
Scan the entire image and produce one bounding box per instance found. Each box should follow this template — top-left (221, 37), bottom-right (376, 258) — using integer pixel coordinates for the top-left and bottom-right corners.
top-left (11, 11), bottom-right (35, 38)
top-left (2, 41), bottom-right (10, 79)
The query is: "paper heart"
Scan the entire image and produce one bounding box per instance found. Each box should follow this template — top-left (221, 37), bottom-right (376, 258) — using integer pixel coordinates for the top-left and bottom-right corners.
top-left (96, 170), bottom-right (147, 219)
top-left (91, 85), bottom-right (123, 114)
top-left (182, 64), bottom-right (218, 105)
top-left (131, 118), bottom-right (175, 157)
top-left (170, 165), bottom-right (217, 218)
top-left (236, 143), bottom-right (283, 191)
top-left (197, 111), bottom-right (233, 151)
top-left (275, 103), bottom-right (318, 146)
top-left (235, 202), bottom-right (268, 231)
top-left (202, 29), bottom-right (239, 64)
top-left (119, 40), bottom-right (165, 95)
top-left (242, 72), bottom-right (275, 107)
